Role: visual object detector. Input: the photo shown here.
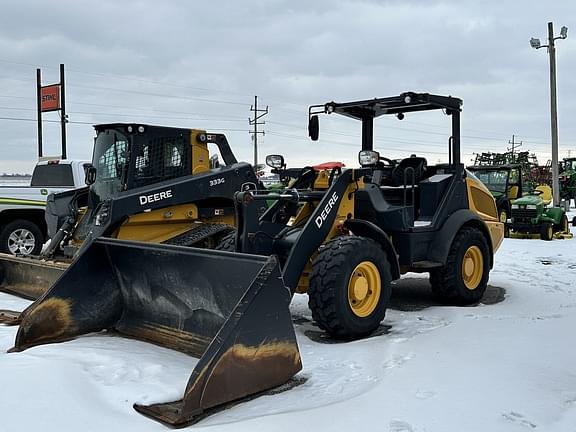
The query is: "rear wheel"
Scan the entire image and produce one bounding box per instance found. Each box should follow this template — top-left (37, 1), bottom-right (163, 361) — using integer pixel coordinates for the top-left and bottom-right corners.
top-left (430, 227), bottom-right (490, 305)
top-left (0, 219), bottom-right (43, 256)
top-left (555, 214), bottom-right (569, 233)
top-left (308, 236), bottom-right (392, 339)
top-left (540, 223), bottom-right (553, 241)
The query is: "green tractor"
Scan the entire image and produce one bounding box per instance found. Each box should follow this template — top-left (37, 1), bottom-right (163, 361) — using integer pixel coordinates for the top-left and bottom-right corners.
top-left (506, 185), bottom-right (572, 240)
top-left (468, 163), bottom-right (523, 223)
top-left (559, 157), bottom-right (576, 204)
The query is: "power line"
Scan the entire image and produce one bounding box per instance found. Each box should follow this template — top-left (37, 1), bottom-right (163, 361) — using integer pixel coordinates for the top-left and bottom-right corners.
top-left (266, 130), bottom-right (447, 156)
top-left (0, 115), bottom-right (91, 125)
top-left (0, 58), bottom-right (254, 99)
top-left (66, 83), bottom-right (250, 106)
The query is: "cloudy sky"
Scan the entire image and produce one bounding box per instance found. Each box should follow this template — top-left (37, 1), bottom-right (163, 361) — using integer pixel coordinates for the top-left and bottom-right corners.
top-left (0, 0), bottom-right (575, 174)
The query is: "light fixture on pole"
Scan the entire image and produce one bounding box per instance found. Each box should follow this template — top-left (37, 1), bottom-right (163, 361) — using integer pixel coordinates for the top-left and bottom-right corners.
top-left (530, 22), bottom-right (567, 206)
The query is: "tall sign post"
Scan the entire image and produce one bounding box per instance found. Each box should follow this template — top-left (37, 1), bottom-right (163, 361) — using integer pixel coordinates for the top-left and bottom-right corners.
top-left (36, 63), bottom-right (67, 159)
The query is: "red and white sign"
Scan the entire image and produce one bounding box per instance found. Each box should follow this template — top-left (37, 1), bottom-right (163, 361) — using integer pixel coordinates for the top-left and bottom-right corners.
top-left (40, 84), bottom-right (61, 112)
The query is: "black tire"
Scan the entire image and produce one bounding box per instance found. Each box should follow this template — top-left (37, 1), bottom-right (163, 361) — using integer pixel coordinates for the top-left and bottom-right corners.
top-left (429, 227), bottom-right (490, 305)
top-left (555, 214), bottom-right (569, 233)
top-left (308, 236), bottom-right (392, 339)
top-left (215, 230), bottom-right (237, 252)
top-left (540, 223), bottom-right (553, 241)
top-left (498, 208), bottom-right (508, 223)
top-left (504, 224), bottom-right (510, 238)
top-left (0, 219), bottom-right (44, 256)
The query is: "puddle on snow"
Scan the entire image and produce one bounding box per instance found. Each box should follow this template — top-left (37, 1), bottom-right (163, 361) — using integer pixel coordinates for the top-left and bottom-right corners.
top-left (389, 278), bottom-right (506, 311)
top-left (304, 324), bottom-right (392, 344)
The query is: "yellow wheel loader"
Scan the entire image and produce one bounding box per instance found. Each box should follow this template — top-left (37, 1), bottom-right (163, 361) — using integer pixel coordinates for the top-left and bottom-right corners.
top-left (0, 123), bottom-right (260, 303)
top-left (7, 93), bottom-right (503, 427)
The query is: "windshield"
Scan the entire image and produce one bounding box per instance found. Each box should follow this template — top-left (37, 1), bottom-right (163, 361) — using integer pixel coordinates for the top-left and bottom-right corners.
top-left (471, 169), bottom-right (509, 194)
top-left (566, 160), bottom-right (576, 171)
top-left (91, 130), bottom-right (130, 201)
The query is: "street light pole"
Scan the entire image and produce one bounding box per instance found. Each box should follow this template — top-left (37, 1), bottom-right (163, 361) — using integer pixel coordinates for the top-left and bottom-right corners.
top-left (548, 22), bottom-right (560, 207)
top-left (530, 22), bottom-right (567, 207)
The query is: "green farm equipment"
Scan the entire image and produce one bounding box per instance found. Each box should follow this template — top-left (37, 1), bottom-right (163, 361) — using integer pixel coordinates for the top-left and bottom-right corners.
top-left (506, 185), bottom-right (572, 240)
top-left (559, 157), bottom-right (576, 204)
top-left (468, 164), bottom-right (523, 223)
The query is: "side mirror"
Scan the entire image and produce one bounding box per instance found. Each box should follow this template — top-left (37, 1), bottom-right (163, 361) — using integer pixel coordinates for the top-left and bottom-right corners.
top-left (85, 165), bottom-right (97, 185)
top-left (308, 115), bottom-right (319, 141)
top-left (209, 154), bottom-right (220, 169)
top-left (266, 154), bottom-right (285, 169)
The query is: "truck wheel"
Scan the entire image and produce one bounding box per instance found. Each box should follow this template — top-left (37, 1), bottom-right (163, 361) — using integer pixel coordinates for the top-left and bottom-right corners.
top-left (308, 236), bottom-right (392, 339)
top-left (0, 219), bottom-right (44, 256)
top-left (540, 223), bottom-right (553, 241)
top-left (430, 227), bottom-right (489, 305)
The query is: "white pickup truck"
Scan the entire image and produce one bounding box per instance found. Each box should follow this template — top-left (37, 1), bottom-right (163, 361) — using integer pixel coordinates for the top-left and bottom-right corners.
top-left (0, 159), bottom-right (89, 256)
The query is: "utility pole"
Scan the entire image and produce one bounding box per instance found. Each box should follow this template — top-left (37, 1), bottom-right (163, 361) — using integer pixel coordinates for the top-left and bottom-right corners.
top-left (548, 22), bottom-right (560, 206)
top-left (249, 96), bottom-right (268, 168)
top-left (530, 22), bottom-right (568, 206)
top-left (508, 134), bottom-right (522, 162)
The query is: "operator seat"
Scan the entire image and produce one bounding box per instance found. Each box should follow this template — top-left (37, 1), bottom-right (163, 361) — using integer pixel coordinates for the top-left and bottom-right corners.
top-left (391, 157), bottom-right (428, 186)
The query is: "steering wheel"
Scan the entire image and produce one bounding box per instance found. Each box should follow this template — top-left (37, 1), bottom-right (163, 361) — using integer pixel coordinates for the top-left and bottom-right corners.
top-left (379, 157), bottom-right (395, 167)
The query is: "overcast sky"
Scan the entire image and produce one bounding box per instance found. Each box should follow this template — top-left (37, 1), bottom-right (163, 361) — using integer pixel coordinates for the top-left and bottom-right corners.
top-left (0, 0), bottom-right (575, 174)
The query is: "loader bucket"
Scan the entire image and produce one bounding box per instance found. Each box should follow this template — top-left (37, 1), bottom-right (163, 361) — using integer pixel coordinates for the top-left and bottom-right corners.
top-left (11, 238), bottom-right (301, 427)
top-left (0, 253), bottom-right (68, 300)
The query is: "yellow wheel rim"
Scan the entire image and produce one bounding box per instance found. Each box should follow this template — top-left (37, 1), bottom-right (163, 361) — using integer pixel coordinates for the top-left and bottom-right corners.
top-left (461, 246), bottom-right (483, 290)
top-left (347, 261), bottom-right (381, 317)
top-left (499, 210), bottom-right (507, 223)
top-left (548, 225), bottom-right (553, 239)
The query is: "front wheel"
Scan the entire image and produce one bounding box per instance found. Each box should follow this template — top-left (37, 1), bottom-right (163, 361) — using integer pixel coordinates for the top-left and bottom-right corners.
top-left (0, 219), bottom-right (44, 256)
top-left (308, 236), bottom-right (392, 339)
top-left (540, 223), bottom-right (553, 241)
top-left (430, 227), bottom-right (490, 305)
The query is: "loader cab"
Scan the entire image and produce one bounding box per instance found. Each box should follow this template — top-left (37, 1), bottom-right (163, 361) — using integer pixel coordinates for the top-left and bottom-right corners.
top-left (307, 92), bottom-right (475, 231)
top-left (468, 165), bottom-right (522, 200)
top-left (560, 158), bottom-right (576, 174)
top-left (90, 124), bottom-right (238, 204)
top-left (467, 164), bottom-right (523, 222)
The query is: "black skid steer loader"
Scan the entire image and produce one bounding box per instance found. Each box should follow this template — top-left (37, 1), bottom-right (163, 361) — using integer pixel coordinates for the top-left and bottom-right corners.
top-left (8, 93), bottom-right (503, 427)
top-left (0, 123), bottom-right (260, 305)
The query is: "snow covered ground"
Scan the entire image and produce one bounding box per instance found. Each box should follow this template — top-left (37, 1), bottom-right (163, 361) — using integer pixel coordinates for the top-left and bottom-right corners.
top-left (1, 214), bottom-right (575, 432)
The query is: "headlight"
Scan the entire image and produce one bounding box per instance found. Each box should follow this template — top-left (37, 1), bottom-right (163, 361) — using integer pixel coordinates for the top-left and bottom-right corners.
top-left (526, 204), bottom-right (537, 210)
top-left (358, 150), bottom-right (380, 166)
top-left (511, 204), bottom-right (519, 209)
